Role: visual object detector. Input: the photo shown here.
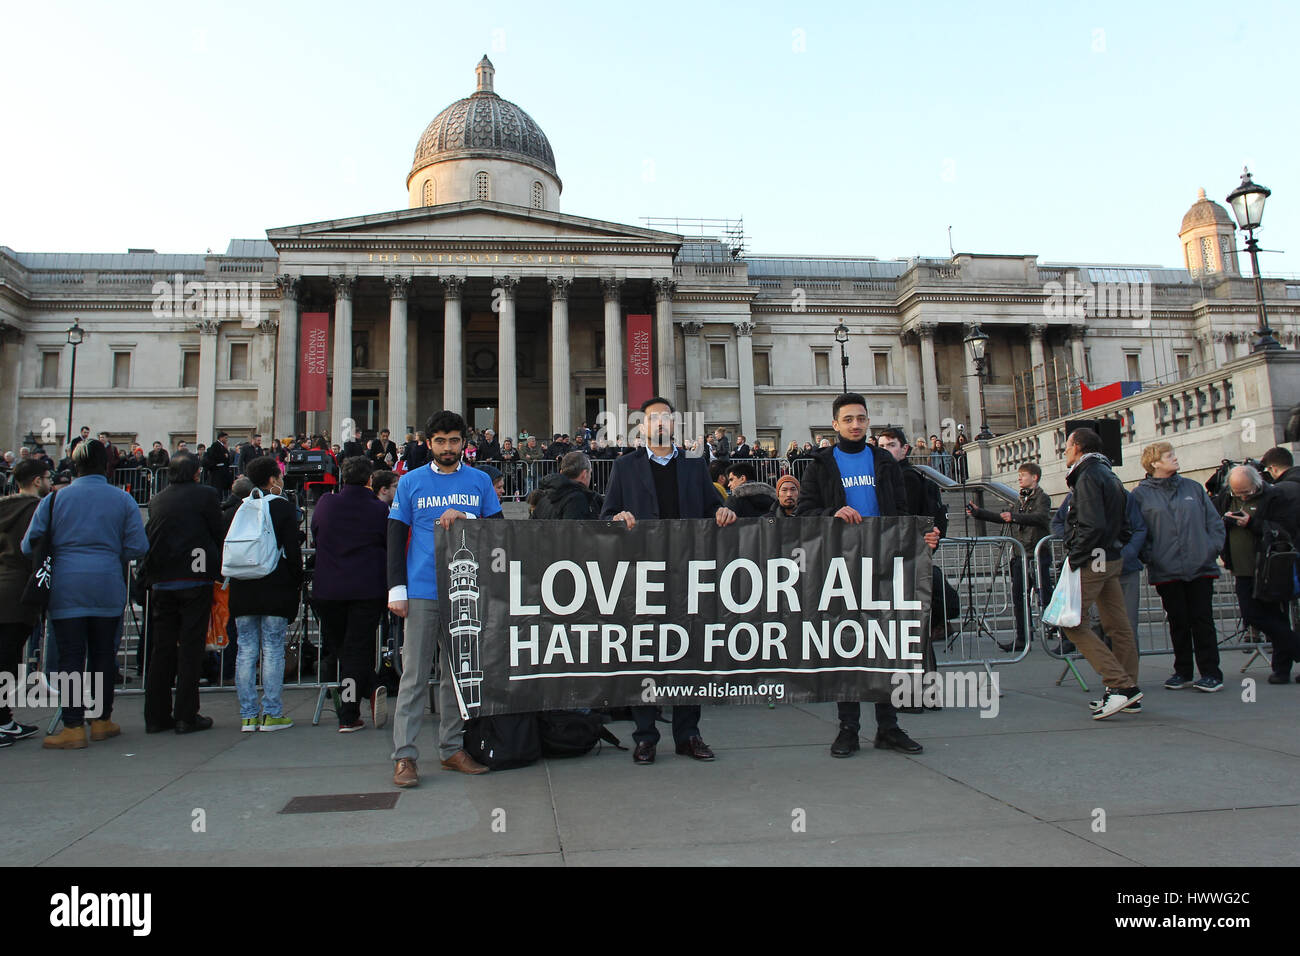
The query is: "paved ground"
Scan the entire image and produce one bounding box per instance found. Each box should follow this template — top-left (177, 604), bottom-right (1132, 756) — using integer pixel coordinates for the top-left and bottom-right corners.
top-left (4, 649), bottom-right (1295, 867)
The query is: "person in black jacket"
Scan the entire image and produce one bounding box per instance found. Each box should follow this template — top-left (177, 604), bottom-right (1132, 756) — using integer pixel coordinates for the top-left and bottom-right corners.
top-left (229, 456), bottom-right (303, 732)
top-left (533, 452), bottom-right (602, 519)
top-left (140, 454), bottom-right (223, 734)
top-left (1060, 428), bottom-right (1142, 719)
top-left (1260, 446), bottom-right (1300, 491)
top-left (146, 441), bottom-right (170, 470)
top-left (0, 461), bottom-right (49, 744)
top-left (367, 429), bottom-right (399, 469)
top-left (203, 432), bottom-right (233, 497)
top-left (602, 397), bottom-right (736, 764)
top-left (724, 462), bottom-right (777, 517)
top-left (796, 396), bottom-right (939, 757)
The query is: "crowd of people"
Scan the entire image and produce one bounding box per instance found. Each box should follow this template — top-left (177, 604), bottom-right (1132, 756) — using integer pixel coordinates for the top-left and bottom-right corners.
top-left (0, 401), bottom-right (1296, 781)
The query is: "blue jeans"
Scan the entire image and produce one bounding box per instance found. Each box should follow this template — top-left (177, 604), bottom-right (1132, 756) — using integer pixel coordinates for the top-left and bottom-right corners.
top-left (235, 615), bottom-right (288, 719)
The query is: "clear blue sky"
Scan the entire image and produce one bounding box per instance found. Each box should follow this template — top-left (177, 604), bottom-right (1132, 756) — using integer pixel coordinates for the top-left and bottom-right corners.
top-left (3, 0), bottom-right (1296, 273)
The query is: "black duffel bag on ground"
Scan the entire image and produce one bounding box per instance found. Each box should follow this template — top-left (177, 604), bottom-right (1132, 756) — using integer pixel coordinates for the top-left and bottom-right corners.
top-left (463, 713), bottom-right (542, 770)
top-left (539, 710), bottom-right (626, 757)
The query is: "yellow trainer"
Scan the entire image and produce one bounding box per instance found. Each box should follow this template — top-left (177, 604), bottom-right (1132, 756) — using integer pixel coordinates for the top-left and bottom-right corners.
top-left (43, 726), bottom-right (89, 750)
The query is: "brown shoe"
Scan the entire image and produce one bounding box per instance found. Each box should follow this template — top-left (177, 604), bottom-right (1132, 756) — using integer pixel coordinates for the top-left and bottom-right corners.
top-left (89, 719), bottom-right (121, 741)
top-left (393, 757), bottom-right (419, 788)
top-left (440, 750), bottom-right (489, 774)
top-left (43, 726), bottom-right (89, 750)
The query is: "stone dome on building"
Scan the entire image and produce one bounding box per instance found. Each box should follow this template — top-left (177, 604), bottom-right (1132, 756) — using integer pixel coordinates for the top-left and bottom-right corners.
top-left (406, 57), bottom-right (562, 211)
top-left (1178, 188), bottom-right (1239, 277)
top-left (1180, 187), bottom-right (1235, 234)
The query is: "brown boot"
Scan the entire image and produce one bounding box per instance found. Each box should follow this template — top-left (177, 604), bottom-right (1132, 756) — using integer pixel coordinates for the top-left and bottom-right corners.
top-left (440, 750), bottom-right (489, 774)
top-left (89, 719), bottom-right (121, 741)
top-left (393, 757), bottom-right (419, 788)
top-left (43, 726), bottom-right (89, 750)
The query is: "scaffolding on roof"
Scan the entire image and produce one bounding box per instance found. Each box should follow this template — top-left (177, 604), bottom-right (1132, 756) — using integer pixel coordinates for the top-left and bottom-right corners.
top-left (641, 216), bottom-right (744, 257)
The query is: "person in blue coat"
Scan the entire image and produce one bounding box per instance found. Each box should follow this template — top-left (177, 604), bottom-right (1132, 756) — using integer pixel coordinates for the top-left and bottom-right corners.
top-left (22, 440), bottom-right (147, 749)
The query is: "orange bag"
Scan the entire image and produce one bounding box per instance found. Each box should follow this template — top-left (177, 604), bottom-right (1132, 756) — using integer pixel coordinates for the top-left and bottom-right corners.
top-left (206, 580), bottom-right (230, 650)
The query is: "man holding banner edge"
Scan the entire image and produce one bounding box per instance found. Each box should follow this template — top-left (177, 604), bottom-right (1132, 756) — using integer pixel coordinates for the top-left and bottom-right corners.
top-left (797, 393), bottom-right (940, 757)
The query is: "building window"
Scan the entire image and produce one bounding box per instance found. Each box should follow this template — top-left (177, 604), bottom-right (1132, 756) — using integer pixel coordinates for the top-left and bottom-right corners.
top-left (873, 351), bottom-right (891, 386)
top-left (753, 351), bottom-right (771, 387)
top-left (1175, 352), bottom-right (1191, 380)
top-left (476, 171), bottom-right (490, 200)
top-left (532, 182), bottom-right (544, 209)
top-left (1200, 236), bottom-right (1215, 272)
top-left (814, 351), bottom-right (830, 386)
top-left (1124, 351), bottom-right (1142, 382)
top-left (40, 351), bottom-right (60, 388)
top-left (112, 351), bottom-right (131, 389)
top-left (181, 350), bottom-right (200, 388)
top-left (229, 342), bottom-right (249, 381)
top-left (422, 180), bottom-right (434, 206)
top-left (709, 343), bottom-right (728, 379)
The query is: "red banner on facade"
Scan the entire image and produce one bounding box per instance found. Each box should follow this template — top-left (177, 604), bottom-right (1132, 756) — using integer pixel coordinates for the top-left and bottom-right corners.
top-left (299, 312), bottom-right (330, 411)
top-left (626, 313), bottom-right (653, 409)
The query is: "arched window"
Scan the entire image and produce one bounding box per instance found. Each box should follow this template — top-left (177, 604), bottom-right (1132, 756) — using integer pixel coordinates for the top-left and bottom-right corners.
top-left (532, 182), bottom-right (544, 209)
top-left (476, 171), bottom-right (490, 200)
top-left (422, 180), bottom-right (434, 206)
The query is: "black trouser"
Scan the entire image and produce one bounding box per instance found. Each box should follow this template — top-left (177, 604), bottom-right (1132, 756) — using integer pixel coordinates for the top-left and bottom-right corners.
top-left (0, 620), bottom-right (33, 725)
top-left (51, 616), bottom-right (118, 727)
top-left (1155, 577), bottom-right (1221, 680)
top-left (1009, 545), bottom-right (1053, 647)
top-left (631, 704), bottom-right (700, 747)
top-left (313, 597), bottom-right (384, 723)
top-left (1235, 576), bottom-right (1300, 677)
top-left (837, 701), bottom-right (899, 734)
top-left (145, 585), bottom-right (213, 725)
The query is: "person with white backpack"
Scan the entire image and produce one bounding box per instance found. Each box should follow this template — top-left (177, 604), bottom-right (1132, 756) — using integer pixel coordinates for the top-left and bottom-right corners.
top-left (225, 456), bottom-right (302, 732)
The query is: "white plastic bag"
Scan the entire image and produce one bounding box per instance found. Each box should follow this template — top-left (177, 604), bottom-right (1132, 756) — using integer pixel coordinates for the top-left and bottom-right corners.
top-left (1042, 558), bottom-right (1082, 628)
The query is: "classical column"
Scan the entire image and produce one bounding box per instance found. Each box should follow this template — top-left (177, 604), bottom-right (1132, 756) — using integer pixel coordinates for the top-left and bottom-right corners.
top-left (654, 278), bottom-right (677, 403)
top-left (549, 277), bottom-right (571, 438)
top-left (330, 275), bottom-right (355, 443)
top-left (901, 331), bottom-right (924, 442)
top-left (963, 323), bottom-right (984, 433)
top-left (442, 276), bottom-right (464, 414)
top-left (386, 275), bottom-right (410, 435)
top-left (1068, 325), bottom-right (1087, 384)
top-left (682, 321), bottom-right (703, 413)
top-left (602, 278), bottom-right (624, 434)
top-left (1212, 331), bottom-right (1230, 367)
top-left (735, 320), bottom-right (757, 442)
top-left (195, 319), bottom-right (220, 444)
top-left (256, 318), bottom-right (278, 437)
top-left (274, 275), bottom-right (299, 438)
top-left (496, 275), bottom-right (518, 442)
top-left (406, 293), bottom-right (420, 431)
top-left (1028, 323), bottom-right (1047, 424)
top-left (1234, 334), bottom-right (1250, 359)
top-left (918, 323), bottom-right (941, 438)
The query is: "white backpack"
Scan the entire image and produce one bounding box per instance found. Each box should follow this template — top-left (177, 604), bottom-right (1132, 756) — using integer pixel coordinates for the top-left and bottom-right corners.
top-left (221, 488), bottom-right (284, 580)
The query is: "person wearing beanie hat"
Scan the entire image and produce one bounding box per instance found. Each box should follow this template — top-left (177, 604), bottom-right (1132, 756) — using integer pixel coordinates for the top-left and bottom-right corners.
top-left (771, 474), bottom-right (800, 518)
top-left (476, 463), bottom-right (504, 503)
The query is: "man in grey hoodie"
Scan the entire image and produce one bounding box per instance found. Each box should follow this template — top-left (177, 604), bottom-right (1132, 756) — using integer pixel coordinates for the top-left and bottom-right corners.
top-left (1132, 442), bottom-right (1226, 692)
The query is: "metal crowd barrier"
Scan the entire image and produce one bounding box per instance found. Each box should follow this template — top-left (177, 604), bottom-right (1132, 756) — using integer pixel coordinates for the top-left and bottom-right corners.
top-left (1032, 535), bottom-right (1276, 692)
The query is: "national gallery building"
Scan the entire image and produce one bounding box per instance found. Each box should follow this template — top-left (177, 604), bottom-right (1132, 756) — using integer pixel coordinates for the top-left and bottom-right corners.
top-left (2, 57), bottom-right (1297, 457)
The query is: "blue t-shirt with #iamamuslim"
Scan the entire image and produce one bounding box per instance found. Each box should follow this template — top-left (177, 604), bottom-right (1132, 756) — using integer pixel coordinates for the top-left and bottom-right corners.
top-left (833, 445), bottom-right (880, 517)
top-left (389, 462), bottom-right (501, 601)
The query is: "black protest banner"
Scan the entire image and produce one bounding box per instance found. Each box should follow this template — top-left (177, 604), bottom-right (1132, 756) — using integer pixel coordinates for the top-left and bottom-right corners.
top-left (436, 516), bottom-right (933, 715)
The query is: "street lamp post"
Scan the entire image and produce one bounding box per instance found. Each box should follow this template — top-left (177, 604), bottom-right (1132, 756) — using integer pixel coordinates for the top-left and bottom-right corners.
top-left (834, 321), bottom-right (849, 393)
top-left (65, 320), bottom-right (84, 459)
top-left (1225, 167), bottom-right (1280, 352)
top-left (963, 324), bottom-right (994, 440)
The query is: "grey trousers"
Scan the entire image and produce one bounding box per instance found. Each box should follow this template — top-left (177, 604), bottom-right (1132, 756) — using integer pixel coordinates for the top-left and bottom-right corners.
top-left (390, 599), bottom-right (465, 762)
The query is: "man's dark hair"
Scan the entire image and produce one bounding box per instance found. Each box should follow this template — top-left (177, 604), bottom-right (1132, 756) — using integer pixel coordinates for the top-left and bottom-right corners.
top-left (425, 410), bottom-right (467, 438)
top-left (560, 451), bottom-right (591, 479)
top-left (1068, 427), bottom-right (1103, 455)
top-left (168, 453), bottom-right (201, 483)
top-left (877, 427), bottom-right (908, 448)
top-left (80, 426), bottom-right (90, 433)
top-left (340, 455), bottom-right (373, 485)
top-left (726, 462), bottom-right (756, 482)
top-left (72, 439), bottom-right (108, 477)
top-left (251, 434), bottom-right (261, 441)
top-left (216, 431), bottom-right (228, 440)
top-left (640, 396), bottom-right (674, 414)
top-left (1018, 462), bottom-right (1043, 479)
top-left (832, 392), bottom-right (868, 421)
top-left (380, 429), bottom-right (390, 436)
top-left (370, 470), bottom-right (399, 495)
top-left (12, 459), bottom-right (46, 487)
top-left (1260, 446), bottom-right (1294, 469)
top-left (245, 456), bottom-right (280, 489)
top-left (709, 460), bottom-right (728, 482)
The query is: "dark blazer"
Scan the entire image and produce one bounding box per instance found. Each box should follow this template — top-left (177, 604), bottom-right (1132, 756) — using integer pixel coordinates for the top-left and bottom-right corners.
top-left (599, 448), bottom-right (722, 521)
top-left (310, 484), bottom-right (388, 601)
top-left (228, 494), bottom-right (303, 621)
top-left (795, 444), bottom-right (906, 517)
top-left (203, 441), bottom-right (233, 490)
top-left (139, 479), bottom-right (224, 588)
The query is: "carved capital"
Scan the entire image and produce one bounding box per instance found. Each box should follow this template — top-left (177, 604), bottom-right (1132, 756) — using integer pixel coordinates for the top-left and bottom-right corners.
top-left (653, 278), bottom-right (677, 301)
top-left (1064, 323), bottom-right (1088, 342)
top-left (548, 276), bottom-right (570, 301)
top-left (276, 274), bottom-right (300, 299)
top-left (330, 275), bottom-right (355, 300)
top-left (917, 322), bottom-right (938, 339)
top-left (1027, 322), bottom-right (1048, 339)
top-left (601, 277), bottom-right (622, 302)
top-left (734, 320), bottom-right (755, 337)
top-left (195, 319), bottom-right (221, 335)
top-left (1213, 330), bottom-right (1233, 344)
top-left (385, 275), bottom-right (410, 300)
top-left (899, 329), bottom-right (919, 346)
top-left (442, 275), bottom-right (464, 300)
top-left (495, 275), bottom-right (518, 296)
top-left (0, 320), bottom-right (22, 343)
top-left (257, 318), bottom-right (279, 334)
top-left (681, 320), bottom-right (703, 337)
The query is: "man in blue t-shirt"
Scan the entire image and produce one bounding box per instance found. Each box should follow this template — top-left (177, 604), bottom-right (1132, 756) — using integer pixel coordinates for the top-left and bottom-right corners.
top-left (797, 392), bottom-right (940, 759)
top-left (387, 410), bottom-right (503, 788)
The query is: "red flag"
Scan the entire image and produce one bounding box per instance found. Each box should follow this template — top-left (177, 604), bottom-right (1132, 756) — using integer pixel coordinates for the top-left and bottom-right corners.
top-left (626, 313), bottom-right (654, 409)
top-left (299, 312), bottom-right (330, 411)
top-left (1080, 381), bottom-right (1121, 410)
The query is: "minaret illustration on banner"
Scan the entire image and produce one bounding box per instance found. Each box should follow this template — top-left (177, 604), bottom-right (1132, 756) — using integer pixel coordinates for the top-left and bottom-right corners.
top-left (447, 529), bottom-right (484, 710)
